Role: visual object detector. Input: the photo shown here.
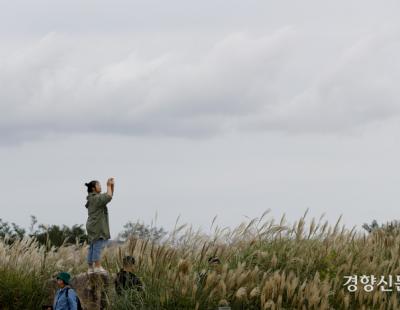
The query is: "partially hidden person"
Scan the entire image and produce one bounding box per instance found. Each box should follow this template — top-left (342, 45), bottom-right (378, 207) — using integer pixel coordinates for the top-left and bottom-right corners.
top-left (198, 256), bottom-right (222, 286)
top-left (85, 177), bottom-right (115, 274)
top-left (115, 255), bottom-right (143, 294)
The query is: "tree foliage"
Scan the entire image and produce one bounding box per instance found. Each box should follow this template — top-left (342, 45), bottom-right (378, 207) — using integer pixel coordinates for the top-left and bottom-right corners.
top-left (118, 221), bottom-right (167, 242)
top-left (362, 219), bottom-right (400, 234)
top-left (33, 223), bottom-right (88, 247)
top-left (0, 215), bottom-right (87, 247)
top-left (1, 216), bottom-right (167, 247)
top-left (0, 219), bottom-right (26, 241)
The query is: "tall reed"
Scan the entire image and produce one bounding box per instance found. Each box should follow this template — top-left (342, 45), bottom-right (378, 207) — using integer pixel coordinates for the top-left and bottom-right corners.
top-left (1, 211), bottom-right (398, 309)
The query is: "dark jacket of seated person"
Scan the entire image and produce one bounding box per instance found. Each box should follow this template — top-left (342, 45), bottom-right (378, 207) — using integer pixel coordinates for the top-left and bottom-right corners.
top-left (115, 256), bottom-right (143, 294)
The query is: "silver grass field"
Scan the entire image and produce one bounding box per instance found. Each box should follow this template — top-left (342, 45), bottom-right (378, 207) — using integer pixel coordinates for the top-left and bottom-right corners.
top-left (0, 210), bottom-right (398, 310)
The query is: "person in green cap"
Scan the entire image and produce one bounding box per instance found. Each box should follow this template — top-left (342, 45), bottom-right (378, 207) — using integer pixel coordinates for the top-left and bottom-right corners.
top-left (85, 177), bottom-right (115, 274)
top-left (52, 272), bottom-right (78, 310)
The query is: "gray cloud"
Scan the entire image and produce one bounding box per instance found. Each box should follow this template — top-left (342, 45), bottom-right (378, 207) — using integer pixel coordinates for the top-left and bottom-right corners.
top-left (253, 27), bottom-right (400, 133)
top-left (1, 25), bottom-right (400, 145)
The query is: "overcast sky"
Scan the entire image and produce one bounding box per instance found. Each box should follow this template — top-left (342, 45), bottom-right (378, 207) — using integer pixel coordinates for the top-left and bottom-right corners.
top-left (1, 0), bottom-right (400, 236)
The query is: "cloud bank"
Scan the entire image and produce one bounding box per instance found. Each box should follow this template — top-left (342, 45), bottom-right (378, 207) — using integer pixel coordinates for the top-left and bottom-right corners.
top-left (1, 26), bottom-right (399, 145)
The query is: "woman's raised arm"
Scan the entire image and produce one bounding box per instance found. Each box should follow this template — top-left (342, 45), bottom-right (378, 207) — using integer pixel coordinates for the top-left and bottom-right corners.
top-left (106, 177), bottom-right (115, 197)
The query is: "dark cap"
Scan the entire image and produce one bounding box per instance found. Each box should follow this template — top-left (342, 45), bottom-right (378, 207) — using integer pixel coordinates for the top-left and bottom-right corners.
top-left (56, 272), bottom-right (71, 285)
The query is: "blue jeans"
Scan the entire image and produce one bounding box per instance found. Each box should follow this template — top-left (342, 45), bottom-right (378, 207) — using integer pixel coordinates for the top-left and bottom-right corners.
top-left (87, 239), bottom-right (107, 264)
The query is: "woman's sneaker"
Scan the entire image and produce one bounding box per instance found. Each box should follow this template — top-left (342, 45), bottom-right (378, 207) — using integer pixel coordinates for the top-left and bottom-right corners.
top-left (87, 267), bottom-right (94, 274)
top-left (94, 266), bottom-right (108, 275)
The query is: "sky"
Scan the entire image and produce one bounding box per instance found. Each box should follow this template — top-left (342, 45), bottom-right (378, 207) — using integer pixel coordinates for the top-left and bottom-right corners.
top-left (1, 0), bottom-right (400, 237)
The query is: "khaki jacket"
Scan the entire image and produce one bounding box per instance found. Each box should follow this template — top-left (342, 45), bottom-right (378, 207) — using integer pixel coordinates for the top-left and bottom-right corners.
top-left (85, 192), bottom-right (112, 242)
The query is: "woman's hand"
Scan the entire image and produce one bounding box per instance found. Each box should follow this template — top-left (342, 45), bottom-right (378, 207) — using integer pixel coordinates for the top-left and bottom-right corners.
top-left (107, 177), bottom-right (115, 196)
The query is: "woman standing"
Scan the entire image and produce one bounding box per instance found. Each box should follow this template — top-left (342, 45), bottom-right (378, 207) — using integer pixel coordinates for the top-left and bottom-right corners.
top-left (85, 177), bottom-right (115, 274)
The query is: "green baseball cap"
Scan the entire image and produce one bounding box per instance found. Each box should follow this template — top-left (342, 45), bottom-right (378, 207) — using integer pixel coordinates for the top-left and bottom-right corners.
top-left (56, 272), bottom-right (71, 285)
